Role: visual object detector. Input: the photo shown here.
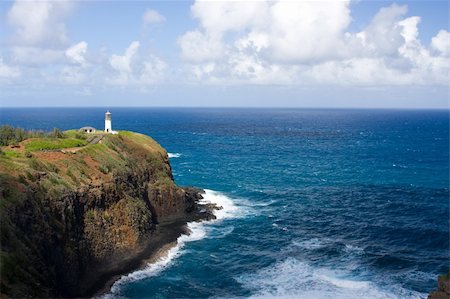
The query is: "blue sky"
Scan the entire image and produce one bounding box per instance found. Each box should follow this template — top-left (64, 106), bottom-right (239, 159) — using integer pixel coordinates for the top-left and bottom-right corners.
top-left (0, 0), bottom-right (448, 108)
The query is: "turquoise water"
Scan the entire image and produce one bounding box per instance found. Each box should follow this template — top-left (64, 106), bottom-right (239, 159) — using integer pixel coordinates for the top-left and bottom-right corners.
top-left (1, 108), bottom-right (448, 298)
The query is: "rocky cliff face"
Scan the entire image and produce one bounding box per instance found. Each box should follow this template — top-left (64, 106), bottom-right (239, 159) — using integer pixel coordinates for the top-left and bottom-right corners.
top-left (0, 131), bottom-right (212, 298)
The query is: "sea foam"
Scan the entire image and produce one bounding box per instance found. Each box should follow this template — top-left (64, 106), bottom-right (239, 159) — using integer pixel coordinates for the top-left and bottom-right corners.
top-left (238, 257), bottom-right (426, 299)
top-left (104, 189), bottom-right (239, 298)
top-left (167, 153), bottom-right (181, 158)
top-left (201, 189), bottom-right (240, 220)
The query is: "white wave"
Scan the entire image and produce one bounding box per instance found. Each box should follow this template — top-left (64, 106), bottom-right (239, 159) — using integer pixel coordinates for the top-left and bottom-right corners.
top-left (344, 244), bottom-right (364, 254)
top-left (103, 189), bottom-right (240, 298)
top-left (206, 225), bottom-right (235, 239)
top-left (168, 152), bottom-right (182, 158)
top-left (200, 189), bottom-right (241, 220)
top-left (249, 199), bottom-right (278, 207)
top-left (238, 257), bottom-right (426, 299)
top-left (104, 222), bottom-right (206, 298)
top-left (293, 238), bottom-right (328, 250)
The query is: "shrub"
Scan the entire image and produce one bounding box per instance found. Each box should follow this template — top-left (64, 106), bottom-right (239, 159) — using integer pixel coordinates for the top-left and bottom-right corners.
top-left (99, 164), bottom-right (109, 174)
top-left (0, 125), bottom-right (48, 146)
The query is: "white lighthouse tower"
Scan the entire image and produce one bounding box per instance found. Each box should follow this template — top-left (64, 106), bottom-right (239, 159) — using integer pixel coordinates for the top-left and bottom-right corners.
top-left (104, 110), bottom-right (112, 133)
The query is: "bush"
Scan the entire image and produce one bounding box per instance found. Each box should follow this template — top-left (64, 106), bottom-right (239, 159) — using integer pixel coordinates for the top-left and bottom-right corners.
top-left (51, 128), bottom-right (64, 138)
top-left (99, 164), bottom-right (109, 174)
top-left (0, 125), bottom-right (68, 146)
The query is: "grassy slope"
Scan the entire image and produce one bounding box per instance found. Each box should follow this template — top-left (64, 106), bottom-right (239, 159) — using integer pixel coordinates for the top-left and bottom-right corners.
top-left (24, 138), bottom-right (87, 151)
top-left (0, 130), bottom-right (169, 189)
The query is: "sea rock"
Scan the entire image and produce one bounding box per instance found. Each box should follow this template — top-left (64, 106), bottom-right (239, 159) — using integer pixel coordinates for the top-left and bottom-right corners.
top-left (428, 272), bottom-right (450, 299)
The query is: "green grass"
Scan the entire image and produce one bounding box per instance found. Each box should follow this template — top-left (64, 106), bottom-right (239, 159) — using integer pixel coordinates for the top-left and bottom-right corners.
top-left (25, 138), bottom-right (87, 152)
top-left (2, 150), bottom-right (22, 158)
top-left (63, 130), bottom-right (88, 140)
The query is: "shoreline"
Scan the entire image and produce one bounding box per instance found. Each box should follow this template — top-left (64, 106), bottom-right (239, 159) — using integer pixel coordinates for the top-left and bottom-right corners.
top-left (85, 196), bottom-right (219, 298)
top-left (86, 220), bottom-right (190, 298)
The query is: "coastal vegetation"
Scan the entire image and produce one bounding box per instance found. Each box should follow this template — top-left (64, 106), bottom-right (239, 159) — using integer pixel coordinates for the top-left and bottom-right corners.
top-left (0, 125), bottom-right (67, 146)
top-left (24, 138), bottom-right (87, 151)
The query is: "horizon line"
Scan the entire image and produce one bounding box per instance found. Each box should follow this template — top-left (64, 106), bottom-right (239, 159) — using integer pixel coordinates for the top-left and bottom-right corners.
top-left (0, 106), bottom-right (449, 111)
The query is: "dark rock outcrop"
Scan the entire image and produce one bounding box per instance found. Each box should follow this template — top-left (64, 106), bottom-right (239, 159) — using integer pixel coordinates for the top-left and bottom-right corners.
top-left (0, 132), bottom-right (214, 298)
top-left (428, 272), bottom-right (450, 299)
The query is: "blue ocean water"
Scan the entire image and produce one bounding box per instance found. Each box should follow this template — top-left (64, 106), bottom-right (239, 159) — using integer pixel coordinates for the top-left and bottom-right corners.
top-left (1, 108), bottom-right (448, 298)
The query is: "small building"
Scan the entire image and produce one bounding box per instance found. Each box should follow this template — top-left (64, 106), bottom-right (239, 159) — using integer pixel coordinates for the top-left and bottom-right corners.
top-left (79, 126), bottom-right (96, 133)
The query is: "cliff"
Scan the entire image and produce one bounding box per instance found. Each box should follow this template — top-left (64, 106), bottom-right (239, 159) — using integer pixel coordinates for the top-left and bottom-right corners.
top-left (0, 130), bottom-right (214, 298)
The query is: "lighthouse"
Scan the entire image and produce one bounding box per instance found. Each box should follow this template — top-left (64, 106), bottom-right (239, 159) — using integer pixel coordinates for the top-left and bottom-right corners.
top-left (105, 111), bottom-right (112, 133)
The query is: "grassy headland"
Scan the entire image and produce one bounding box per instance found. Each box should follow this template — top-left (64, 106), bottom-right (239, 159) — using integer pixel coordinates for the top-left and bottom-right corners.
top-left (0, 127), bottom-right (211, 298)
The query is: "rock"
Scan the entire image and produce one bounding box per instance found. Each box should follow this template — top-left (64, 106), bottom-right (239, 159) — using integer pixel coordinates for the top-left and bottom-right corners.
top-left (428, 272), bottom-right (450, 299)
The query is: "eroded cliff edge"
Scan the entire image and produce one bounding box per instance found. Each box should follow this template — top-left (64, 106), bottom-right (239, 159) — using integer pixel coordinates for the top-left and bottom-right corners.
top-left (0, 131), bottom-right (214, 298)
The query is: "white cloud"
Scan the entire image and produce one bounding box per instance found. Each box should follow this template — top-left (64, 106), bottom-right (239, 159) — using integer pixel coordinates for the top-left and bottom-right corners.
top-left (110, 41), bottom-right (140, 75)
top-left (267, 1), bottom-right (351, 62)
top-left (356, 4), bottom-right (407, 57)
top-left (66, 41), bottom-right (88, 66)
top-left (11, 46), bottom-right (66, 65)
top-left (191, 1), bottom-right (269, 34)
top-left (2, 0), bottom-right (448, 94)
top-left (7, 0), bottom-right (73, 47)
top-left (140, 56), bottom-right (167, 84)
top-left (431, 30), bottom-right (450, 56)
top-left (108, 41), bottom-right (167, 86)
top-left (178, 1), bottom-right (449, 86)
top-left (59, 42), bottom-right (90, 84)
top-left (179, 31), bottom-right (224, 62)
top-left (143, 9), bottom-right (165, 25)
top-left (0, 58), bottom-right (20, 78)
top-left (5, 0), bottom-right (76, 67)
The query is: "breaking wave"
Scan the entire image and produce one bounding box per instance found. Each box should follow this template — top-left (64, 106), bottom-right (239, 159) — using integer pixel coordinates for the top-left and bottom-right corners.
top-left (238, 257), bottom-right (426, 299)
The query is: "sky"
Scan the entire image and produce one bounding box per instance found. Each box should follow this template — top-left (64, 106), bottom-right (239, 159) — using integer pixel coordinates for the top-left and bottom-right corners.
top-left (0, 0), bottom-right (448, 108)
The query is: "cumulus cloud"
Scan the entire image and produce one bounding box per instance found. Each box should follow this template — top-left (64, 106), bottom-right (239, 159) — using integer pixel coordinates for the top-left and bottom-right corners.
top-left (143, 9), bottom-right (165, 25)
top-left (7, 0), bottom-right (73, 47)
top-left (356, 4), bottom-right (407, 57)
top-left (108, 41), bottom-right (167, 86)
top-left (178, 1), bottom-right (449, 86)
top-left (59, 42), bottom-right (90, 84)
top-left (5, 0), bottom-right (77, 68)
top-left (267, 1), bottom-right (351, 62)
top-left (66, 41), bottom-right (88, 66)
top-left (110, 41), bottom-right (140, 74)
top-left (2, 0), bottom-right (447, 93)
top-left (179, 31), bottom-right (224, 62)
top-left (431, 30), bottom-right (450, 56)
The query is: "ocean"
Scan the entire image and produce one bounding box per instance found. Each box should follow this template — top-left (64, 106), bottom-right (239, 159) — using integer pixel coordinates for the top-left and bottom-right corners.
top-left (1, 108), bottom-right (448, 298)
